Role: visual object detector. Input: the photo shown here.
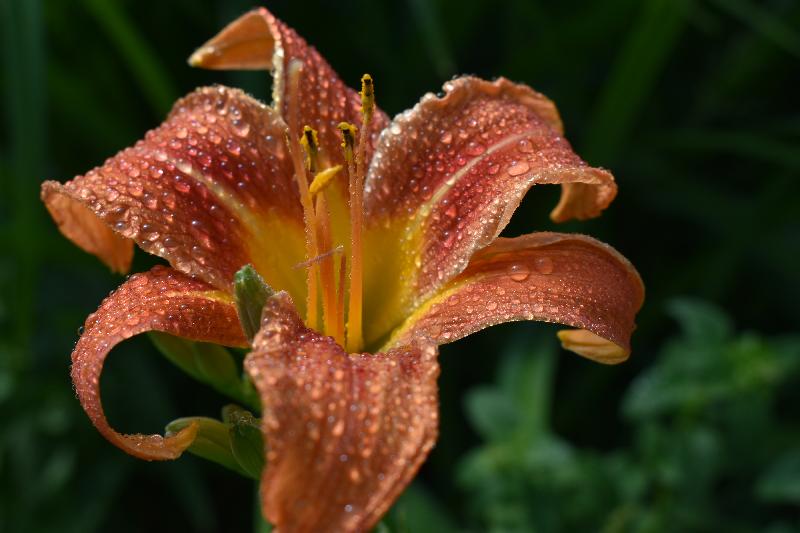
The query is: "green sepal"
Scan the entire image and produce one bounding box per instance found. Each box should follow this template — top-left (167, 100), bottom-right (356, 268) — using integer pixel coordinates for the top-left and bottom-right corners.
top-left (148, 332), bottom-right (260, 412)
top-left (223, 404), bottom-right (265, 479)
top-left (234, 264), bottom-right (274, 342)
top-left (166, 405), bottom-right (266, 480)
top-left (165, 416), bottom-right (249, 478)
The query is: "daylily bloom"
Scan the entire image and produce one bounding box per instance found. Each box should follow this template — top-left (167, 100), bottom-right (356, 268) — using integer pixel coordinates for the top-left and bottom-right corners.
top-left (41, 7), bottom-right (643, 532)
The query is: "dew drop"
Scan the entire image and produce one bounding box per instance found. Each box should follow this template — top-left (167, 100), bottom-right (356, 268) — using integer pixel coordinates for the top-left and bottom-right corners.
top-left (517, 139), bottom-right (535, 153)
top-left (507, 263), bottom-right (530, 282)
top-left (534, 256), bottom-right (554, 275)
top-left (507, 161), bottom-right (530, 176)
top-left (232, 119), bottom-right (250, 137)
top-left (465, 141), bottom-right (485, 156)
top-left (226, 139), bottom-right (241, 156)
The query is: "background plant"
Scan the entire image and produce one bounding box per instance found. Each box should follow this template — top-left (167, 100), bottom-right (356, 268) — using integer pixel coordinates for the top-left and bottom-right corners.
top-left (1, 0), bottom-right (798, 531)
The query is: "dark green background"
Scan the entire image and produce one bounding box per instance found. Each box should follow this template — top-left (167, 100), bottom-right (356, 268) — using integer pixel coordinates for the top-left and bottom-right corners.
top-left (1, 0), bottom-right (799, 531)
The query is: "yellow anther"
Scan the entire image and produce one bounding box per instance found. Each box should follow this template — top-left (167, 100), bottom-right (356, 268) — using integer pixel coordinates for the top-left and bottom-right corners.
top-left (338, 122), bottom-right (357, 164)
top-left (360, 74), bottom-right (374, 122)
top-left (308, 165), bottom-right (342, 196)
top-left (299, 126), bottom-right (320, 173)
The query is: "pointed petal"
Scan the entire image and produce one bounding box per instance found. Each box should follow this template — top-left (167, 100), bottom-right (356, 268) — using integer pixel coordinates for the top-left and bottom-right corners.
top-left (383, 233), bottom-right (644, 363)
top-left (362, 77), bottom-right (617, 343)
top-left (41, 86), bottom-right (306, 296)
top-left (245, 293), bottom-right (439, 532)
top-left (71, 266), bottom-right (247, 460)
top-left (189, 7), bottom-right (389, 170)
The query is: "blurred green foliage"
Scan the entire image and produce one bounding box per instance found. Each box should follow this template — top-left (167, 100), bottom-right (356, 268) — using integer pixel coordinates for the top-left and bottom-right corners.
top-left (453, 301), bottom-right (800, 532)
top-left (1, 0), bottom-right (799, 531)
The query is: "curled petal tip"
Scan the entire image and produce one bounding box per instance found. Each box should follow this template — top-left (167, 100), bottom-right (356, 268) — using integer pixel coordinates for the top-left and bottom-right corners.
top-left (187, 45), bottom-right (216, 67)
top-left (557, 329), bottom-right (630, 364)
top-left (71, 266), bottom-right (246, 461)
top-left (41, 181), bottom-right (134, 274)
top-left (188, 9), bottom-right (273, 70)
top-left (158, 420), bottom-right (200, 459)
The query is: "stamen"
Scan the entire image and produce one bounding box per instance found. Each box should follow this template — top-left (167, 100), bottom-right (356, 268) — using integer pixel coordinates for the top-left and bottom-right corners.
top-left (299, 126), bottom-right (320, 174)
top-left (336, 254), bottom-right (347, 346)
top-left (343, 73), bottom-right (375, 352)
top-left (308, 165), bottom-right (342, 196)
top-left (360, 74), bottom-right (375, 123)
top-left (286, 60), bottom-right (320, 330)
top-left (314, 193), bottom-right (340, 343)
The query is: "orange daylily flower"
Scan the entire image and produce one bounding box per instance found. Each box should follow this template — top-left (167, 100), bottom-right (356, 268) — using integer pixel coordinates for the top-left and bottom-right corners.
top-left (41, 7), bottom-right (643, 533)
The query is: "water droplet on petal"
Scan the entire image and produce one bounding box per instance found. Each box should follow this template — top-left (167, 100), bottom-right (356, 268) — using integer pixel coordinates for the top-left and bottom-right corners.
top-left (232, 119), bottom-right (250, 137)
top-left (507, 263), bottom-right (530, 282)
top-left (534, 256), bottom-right (554, 275)
top-left (465, 141), bottom-right (485, 156)
top-left (507, 161), bottom-right (530, 176)
top-left (517, 139), bottom-right (535, 153)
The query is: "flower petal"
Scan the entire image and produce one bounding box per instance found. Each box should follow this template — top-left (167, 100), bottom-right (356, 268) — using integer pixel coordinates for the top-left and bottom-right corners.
top-left (41, 86), bottom-right (307, 297)
top-left (71, 265), bottom-right (247, 460)
top-left (362, 77), bottom-right (617, 344)
top-left (245, 292), bottom-right (439, 532)
top-left (189, 7), bottom-right (389, 170)
top-left (383, 233), bottom-right (644, 363)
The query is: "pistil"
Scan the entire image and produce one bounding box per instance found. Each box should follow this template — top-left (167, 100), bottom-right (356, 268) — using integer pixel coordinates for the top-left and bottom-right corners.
top-left (343, 74), bottom-right (374, 353)
top-left (286, 60), bottom-right (320, 330)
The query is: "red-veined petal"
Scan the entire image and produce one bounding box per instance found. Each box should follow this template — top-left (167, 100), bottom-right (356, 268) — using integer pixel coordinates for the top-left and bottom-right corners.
top-left (71, 266), bottom-right (247, 460)
top-left (189, 7), bottom-right (389, 171)
top-left (245, 292), bottom-right (439, 532)
top-left (42, 86), bottom-right (307, 299)
top-left (383, 233), bottom-right (644, 363)
top-left (362, 77), bottom-right (617, 345)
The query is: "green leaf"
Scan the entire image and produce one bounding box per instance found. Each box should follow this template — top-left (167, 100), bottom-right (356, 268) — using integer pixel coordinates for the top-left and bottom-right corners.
top-left (666, 299), bottom-right (733, 344)
top-left (234, 265), bottom-right (275, 342)
top-left (757, 452), bottom-right (800, 504)
top-left (464, 387), bottom-right (518, 441)
top-left (224, 405), bottom-right (265, 479)
top-left (378, 483), bottom-right (458, 533)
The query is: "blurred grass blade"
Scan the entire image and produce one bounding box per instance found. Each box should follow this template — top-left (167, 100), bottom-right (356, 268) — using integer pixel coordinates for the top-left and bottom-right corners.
top-left (408, 0), bottom-right (456, 78)
top-left (585, 0), bottom-right (689, 163)
top-left (709, 0), bottom-right (800, 58)
top-left (1, 0), bottom-right (45, 370)
top-left (81, 0), bottom-right (178, 113)
top-left (660, 128), bottom-right (800, 171)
